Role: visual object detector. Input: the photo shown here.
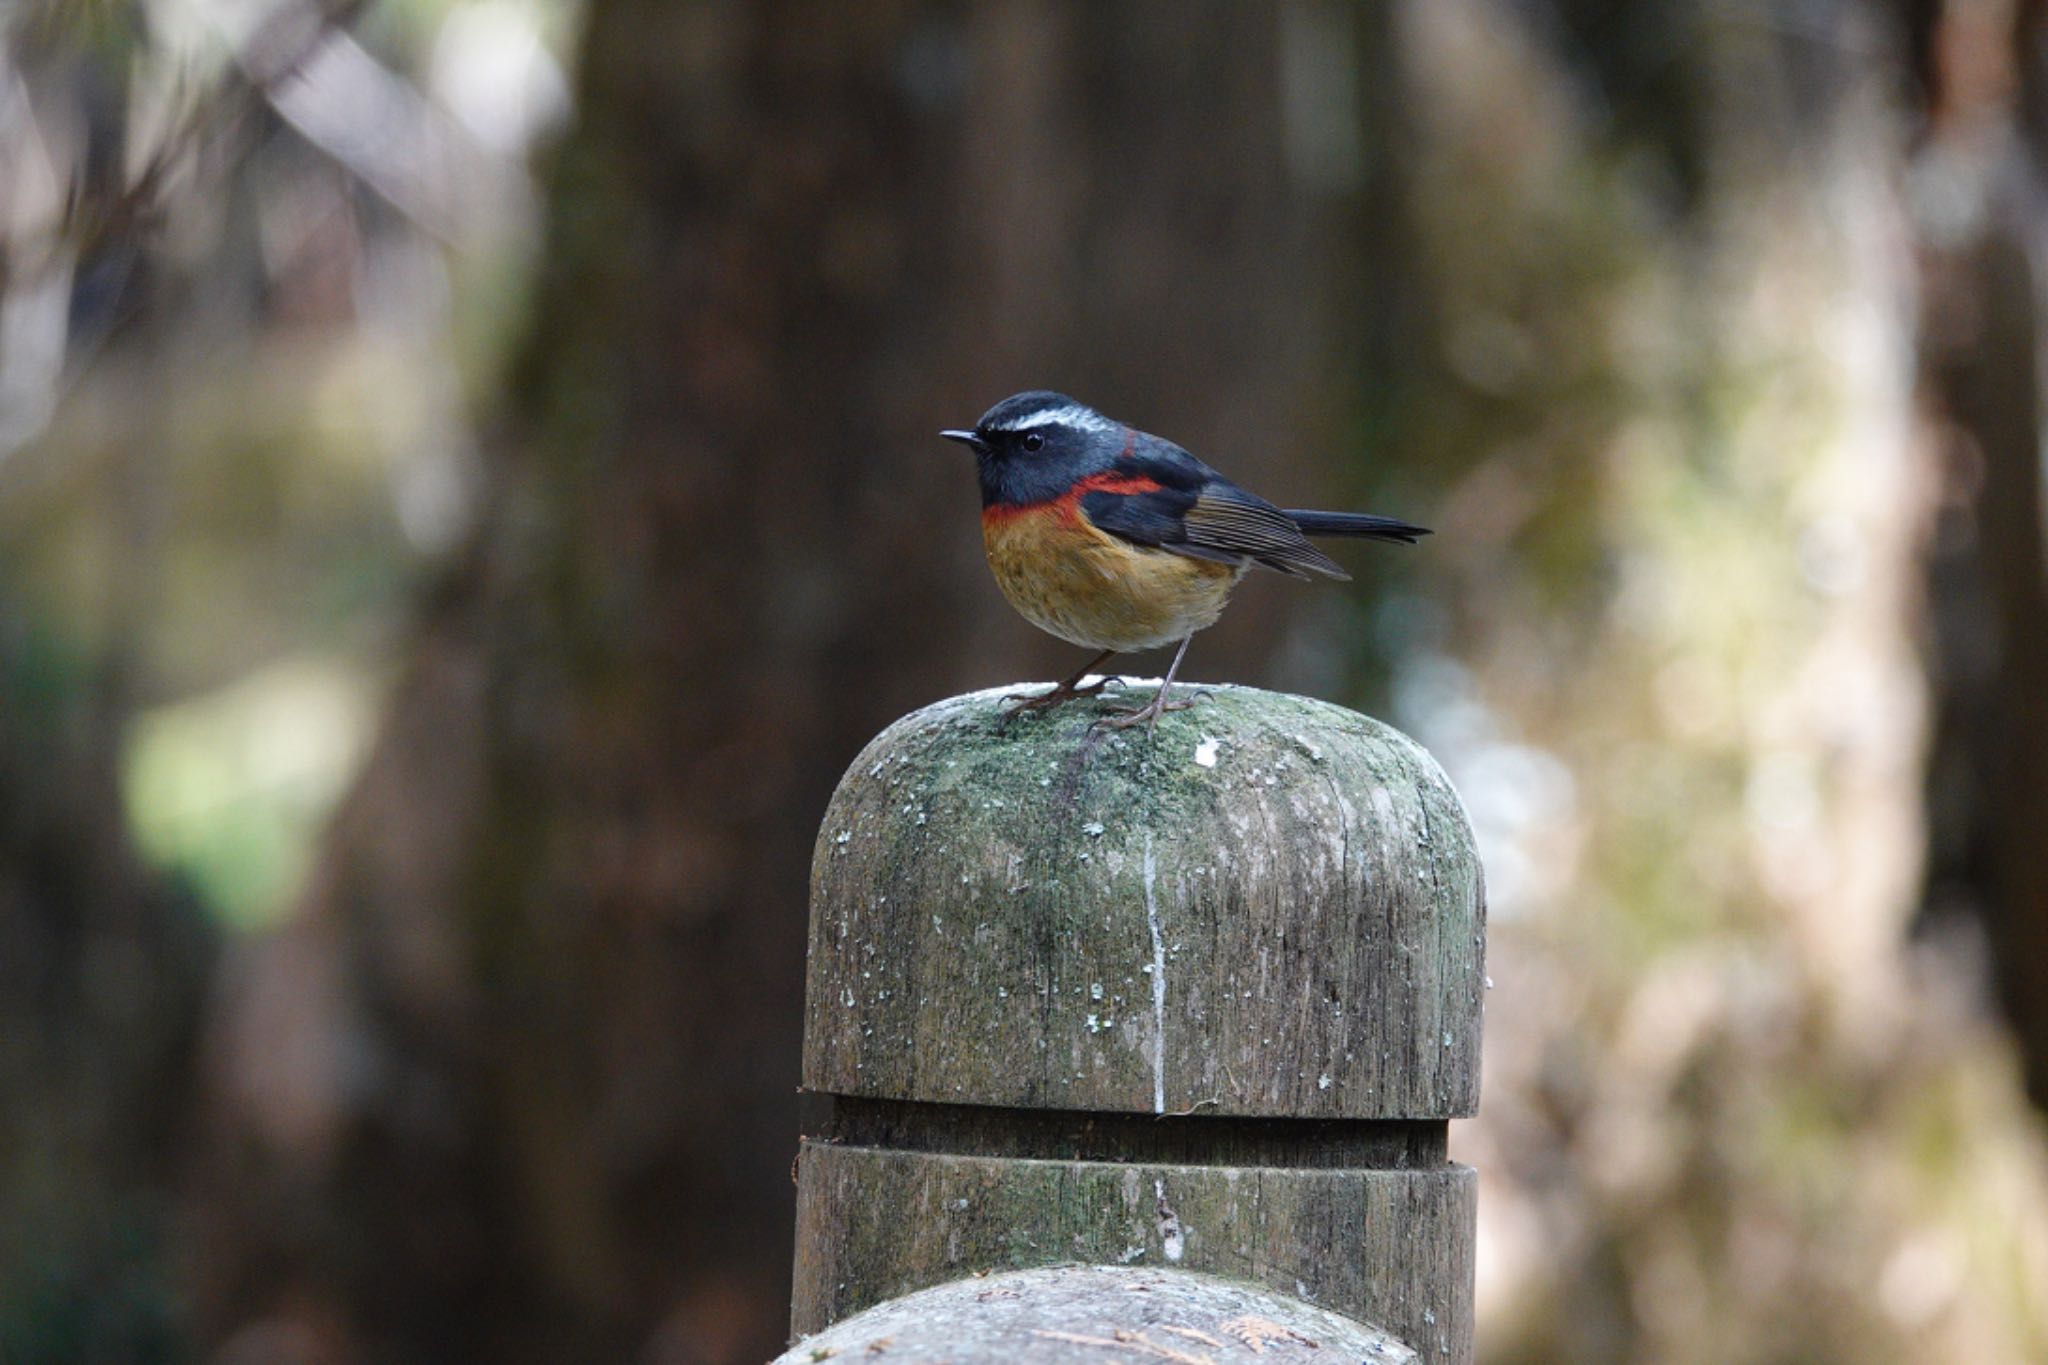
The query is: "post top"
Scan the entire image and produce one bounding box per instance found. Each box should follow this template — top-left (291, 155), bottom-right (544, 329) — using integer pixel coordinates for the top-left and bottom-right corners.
top-left (773, 1265), bottom-right (1416, 1363)
top-left (803, 683), bottom-right (1485, 1119)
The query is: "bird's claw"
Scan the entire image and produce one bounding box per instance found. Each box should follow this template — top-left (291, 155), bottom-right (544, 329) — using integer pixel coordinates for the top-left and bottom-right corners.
top-left (991, 675), bottom-right (1122, 724)
top-left (1089, 689), bottom-right (1207, 736)
top-left (1000, 674), bottom-right (1118, 720)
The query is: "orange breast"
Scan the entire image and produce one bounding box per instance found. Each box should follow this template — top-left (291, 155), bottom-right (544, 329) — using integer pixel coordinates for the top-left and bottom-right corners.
top-left (981, 502), bottom-right (1243, 652)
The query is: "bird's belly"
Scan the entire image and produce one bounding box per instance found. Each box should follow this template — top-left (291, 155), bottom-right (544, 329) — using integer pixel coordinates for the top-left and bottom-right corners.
top-left (983, 507), bottom-right (1243, 652)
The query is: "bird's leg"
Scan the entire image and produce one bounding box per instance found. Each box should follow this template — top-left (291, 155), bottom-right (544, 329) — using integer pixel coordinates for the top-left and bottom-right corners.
top-left (1001, 648), bottom-right (1120, 718)
top-left (1094, 635), bottom-right (1202, 735)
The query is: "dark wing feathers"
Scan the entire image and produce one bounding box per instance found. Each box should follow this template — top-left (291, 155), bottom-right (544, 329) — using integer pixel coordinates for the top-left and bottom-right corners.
top-left (1284, 509), bottom-right (1431, 544)
top-left (1078, 432), bottom-right (1419, 579)
top-left (1078, 485), bottom-right (1197, 548)
top-left (1080, 476), bottom-right (1349, 581)
top-left (1182, 488), bottom-right (1347, 579)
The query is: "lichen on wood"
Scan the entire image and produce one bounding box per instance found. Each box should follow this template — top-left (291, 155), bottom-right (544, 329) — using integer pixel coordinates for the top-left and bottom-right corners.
top-left (803, 683), bottom-right (1485, 1120)
top-left (791, 1143), bottom-right (1472, 1362)
top-left (795, 684), bottom-right (1485, 1365)
top-left (773, 1265), bottom-right (1418, 1364)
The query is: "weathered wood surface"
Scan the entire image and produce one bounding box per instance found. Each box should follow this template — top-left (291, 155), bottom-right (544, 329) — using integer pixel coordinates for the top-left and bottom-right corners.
top-left (791, 1145), bottom-right (1471, 1362)
top-left (803, 683), bottom-right (1485, 1118)
top-left (773, 1265), bottom-right (1417, 1364)
top-left (793, 684), bottom-right (1485, 1365)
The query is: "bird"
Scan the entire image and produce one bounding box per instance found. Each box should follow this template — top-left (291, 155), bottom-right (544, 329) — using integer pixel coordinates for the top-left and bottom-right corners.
top-left (941, 391), bottom-right (1429, 732)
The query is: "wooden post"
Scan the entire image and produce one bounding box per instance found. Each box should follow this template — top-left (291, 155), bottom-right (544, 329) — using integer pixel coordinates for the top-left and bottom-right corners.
top-left (791, 683), bottom-right (1486, 1365)
top-left (772, 1265), bottom-right (1419, 1363)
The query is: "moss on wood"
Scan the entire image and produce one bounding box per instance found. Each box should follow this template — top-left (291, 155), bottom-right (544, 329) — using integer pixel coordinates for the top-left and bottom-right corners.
top-left (803, 684), bottom-right (1486, 1119)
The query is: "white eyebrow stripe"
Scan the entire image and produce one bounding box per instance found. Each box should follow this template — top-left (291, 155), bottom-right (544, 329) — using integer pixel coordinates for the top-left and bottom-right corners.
top-left (987, 404), bottom-right (1117, 434)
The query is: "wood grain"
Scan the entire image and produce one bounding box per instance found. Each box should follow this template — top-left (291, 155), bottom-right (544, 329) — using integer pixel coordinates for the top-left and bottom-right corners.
top-left (791, 1143), bottom-right (1472, 1362)
top-left (803, 684), bottom-right (1485, 1119)
top-left (776, 1264), bottom-right (1418, 1364)
top-left (793, 686), bottom-right (1485, 1365)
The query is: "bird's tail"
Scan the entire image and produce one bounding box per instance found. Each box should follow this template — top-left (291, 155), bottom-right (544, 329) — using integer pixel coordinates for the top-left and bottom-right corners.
top-left (1285, 510), bottom-right (1431, 545)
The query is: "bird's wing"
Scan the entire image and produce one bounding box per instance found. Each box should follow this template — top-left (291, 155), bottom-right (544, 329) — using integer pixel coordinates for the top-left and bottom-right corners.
top-left (1179, 483), bottom-right (1347, 579)
top-left (1080, 450), bottom-right (1348, 581)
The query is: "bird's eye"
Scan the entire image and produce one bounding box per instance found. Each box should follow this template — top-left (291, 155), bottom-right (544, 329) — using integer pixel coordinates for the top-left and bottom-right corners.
top-left (1022, 433), bottom-right (1044, 452)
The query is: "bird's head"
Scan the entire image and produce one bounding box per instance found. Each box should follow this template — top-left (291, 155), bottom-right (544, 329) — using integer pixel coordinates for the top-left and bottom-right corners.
top-left (941, 391), bottom-right (1124, 508)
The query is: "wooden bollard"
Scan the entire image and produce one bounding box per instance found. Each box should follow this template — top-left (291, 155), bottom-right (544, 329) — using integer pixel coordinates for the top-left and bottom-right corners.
top-left (771, 1265), bottom-right (1418, 1363)
top-left (792, 684), bottom-right (1486, 1365)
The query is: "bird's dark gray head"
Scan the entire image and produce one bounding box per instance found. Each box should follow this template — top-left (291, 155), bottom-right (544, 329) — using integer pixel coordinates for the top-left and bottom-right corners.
top-left (940, 391), bottom-right (1126, 509)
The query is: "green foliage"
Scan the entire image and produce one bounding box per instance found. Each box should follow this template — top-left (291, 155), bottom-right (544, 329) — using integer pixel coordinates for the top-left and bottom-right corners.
top-left (1336, 7), bottom-right (2048, 1363)
top-left (124, 659), bottom-right (377, 929)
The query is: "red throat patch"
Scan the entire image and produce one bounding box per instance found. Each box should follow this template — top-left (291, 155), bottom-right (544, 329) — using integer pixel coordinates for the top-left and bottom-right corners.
top-left (982, 472), bottom-right (1165, 527)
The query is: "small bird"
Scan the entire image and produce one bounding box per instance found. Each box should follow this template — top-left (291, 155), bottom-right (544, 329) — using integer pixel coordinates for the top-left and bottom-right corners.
top-left (942, 391), bottom-right (1429, 731)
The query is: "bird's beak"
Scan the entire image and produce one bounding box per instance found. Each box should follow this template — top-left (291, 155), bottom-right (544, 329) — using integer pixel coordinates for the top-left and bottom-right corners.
top-left (939, 428), bottom-right (988, 454)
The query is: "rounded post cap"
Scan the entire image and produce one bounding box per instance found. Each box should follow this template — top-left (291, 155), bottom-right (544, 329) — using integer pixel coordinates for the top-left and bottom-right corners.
top-left (774, 1264), bottom-right (1417, 1363)
top-left (804, 684), bottom-right (1485, 1119)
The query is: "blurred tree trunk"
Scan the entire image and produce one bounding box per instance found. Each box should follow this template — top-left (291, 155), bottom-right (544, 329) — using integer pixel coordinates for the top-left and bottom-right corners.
top-left (0, 610), bottom-right (211, 1361)
top-left (187, 4), bottom-right (1364, 1361)
top-left (0, 43), bottom-right (214, 1361)
top-left (1365, 3), bottom-right (2044, 1360)
top-left (1910, 1), bottom-right (2048, 1114)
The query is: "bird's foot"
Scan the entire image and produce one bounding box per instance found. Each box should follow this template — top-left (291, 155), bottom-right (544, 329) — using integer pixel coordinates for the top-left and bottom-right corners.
top-left (1000, 674), bottom-right (1121, 720)
top-left (1090, 687), bottom-right (1207, 736)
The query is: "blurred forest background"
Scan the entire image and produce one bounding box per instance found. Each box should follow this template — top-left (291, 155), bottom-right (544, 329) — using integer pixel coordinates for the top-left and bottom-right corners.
top-left (6, 0), bottom-right (2048, 1361)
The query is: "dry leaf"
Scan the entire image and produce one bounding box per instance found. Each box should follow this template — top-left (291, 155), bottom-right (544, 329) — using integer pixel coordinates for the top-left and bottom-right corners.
top-left (1218, 1316), bottom-right (1319, 1353)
